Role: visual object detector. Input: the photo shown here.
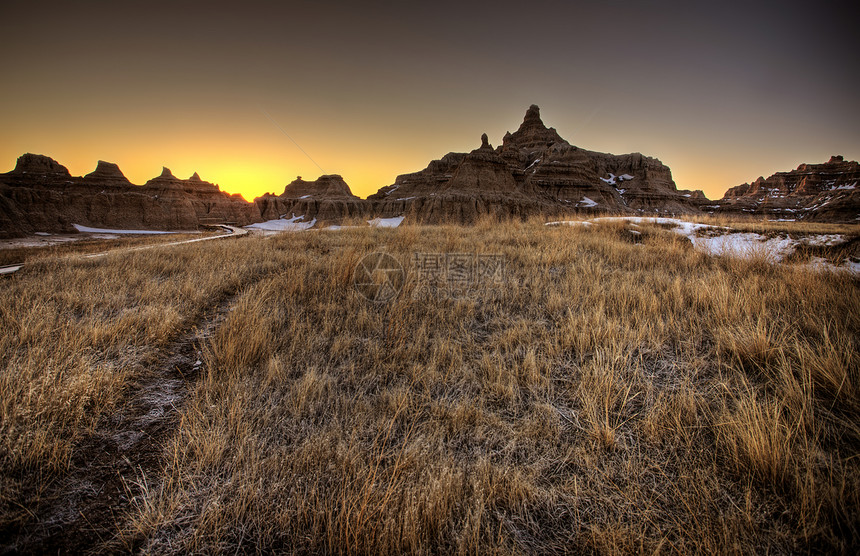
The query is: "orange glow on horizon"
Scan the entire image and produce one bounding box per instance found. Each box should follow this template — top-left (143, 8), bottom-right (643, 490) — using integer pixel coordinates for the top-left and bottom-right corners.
top-left (1, 103), bottom-right (856, 203)
top-left (0, 139), bottom-right (849, 203)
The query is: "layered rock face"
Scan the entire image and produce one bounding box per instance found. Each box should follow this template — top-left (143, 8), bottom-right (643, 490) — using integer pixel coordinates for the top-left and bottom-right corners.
top-left (254, 174), bottom-right (370, 222)
top-left (712, 156), bottom-right (860, 222)
top-left (368, 105), bottom-right (703, 223)
top-left (0, 155), bottom-right (260, 237)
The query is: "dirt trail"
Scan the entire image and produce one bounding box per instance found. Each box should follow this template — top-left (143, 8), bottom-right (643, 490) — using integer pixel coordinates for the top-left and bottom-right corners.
top-left (0, 291), bottom-right (241, 554)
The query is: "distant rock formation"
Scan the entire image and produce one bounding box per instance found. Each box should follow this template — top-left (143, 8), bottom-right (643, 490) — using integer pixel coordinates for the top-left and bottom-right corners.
top-left (6, 107), bottom-right (852, 236)
top-left (368, 104), bottom-right (702, 223)
top-left (254, 175), bottom-right (370, 222)
top-left (711, 156), bottom-right (860, 222)
top-left (83, 161), bottom-right (133, 187)
top-left (0, 155), bottom-right (260, 237)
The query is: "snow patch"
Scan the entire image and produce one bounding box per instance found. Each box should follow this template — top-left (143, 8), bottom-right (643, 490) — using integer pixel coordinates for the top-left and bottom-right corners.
top-left (545, 220), bottom-right (593, 227)
top-left (72, 224), bottom-right (174, 234)
top-left (800, 234), bottom-right (846, 247)
top-left (600, 174), bottom-right (617, 185)
top-left (368, 216), bottom-right (405, 228)
top-left (246, 214), bottom-right (316, 231)
top-left (578, 197), bottom-right (598, 208)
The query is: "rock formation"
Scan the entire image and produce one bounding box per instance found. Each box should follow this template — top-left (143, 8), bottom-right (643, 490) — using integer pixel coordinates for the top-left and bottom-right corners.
top-left (368, 104), bottom-right (703, 223)
top-left (7, 106), bottom-right (852, 236)
top-left (254, 174), bottom-right (370, 222)
top-left (712, 156), bottom-right (860, 222)
top-left (0, 155), bottom-right (260, 237)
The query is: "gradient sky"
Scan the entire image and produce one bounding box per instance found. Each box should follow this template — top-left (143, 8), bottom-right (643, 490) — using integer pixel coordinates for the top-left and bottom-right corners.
top-left (1, 0), bottom-right (857, 201)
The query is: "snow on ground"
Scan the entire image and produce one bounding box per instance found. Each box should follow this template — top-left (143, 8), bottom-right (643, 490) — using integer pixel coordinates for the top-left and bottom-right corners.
top-left (800, 234), bottom-right (847, 247)
top-left (368, 216), bottom-right (405, 228)
top-left (547, 216), bottom-right (858, 275)
top-left (546, 220), bottom-right (593, 227)
top-left (245, 214), bottom-right (317, 231)
top-left (578, 197), bottom-right (598, 208)
top-left (691, 233), bottom-right (797, 261)
top-left (72, 224), bottom-right (176, 234)
top-left (0, 265), bottom-right (22, 275)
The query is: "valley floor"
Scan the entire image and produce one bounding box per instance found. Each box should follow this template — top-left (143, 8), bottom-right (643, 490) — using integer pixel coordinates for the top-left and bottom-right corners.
top-left (1, 218), bottom-right (858, 554)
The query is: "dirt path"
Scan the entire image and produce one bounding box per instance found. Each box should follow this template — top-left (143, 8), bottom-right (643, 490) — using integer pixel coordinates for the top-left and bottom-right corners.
top-left (0, 291), bottom-right (242, 554)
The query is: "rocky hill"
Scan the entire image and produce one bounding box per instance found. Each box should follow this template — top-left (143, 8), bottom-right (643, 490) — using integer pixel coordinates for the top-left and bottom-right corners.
top-left (709, 156), bottom-right (860, 222)
top-left (368, 105), bottom-right (703, 223)
top-left (254, 175), bottom-right (370, 222)
top-left (0, 155), bottom-right (259, 237)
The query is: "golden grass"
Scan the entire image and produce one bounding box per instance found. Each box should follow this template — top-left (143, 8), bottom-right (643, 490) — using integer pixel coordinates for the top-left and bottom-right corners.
top-left (0, 238), bottom-right (282, 535)
top-left (2, 219), bottom-right (859, 553)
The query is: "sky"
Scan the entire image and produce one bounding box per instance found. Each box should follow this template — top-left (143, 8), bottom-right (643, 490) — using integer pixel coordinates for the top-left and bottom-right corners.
top-left (1, 0), bottom-right (857, 201)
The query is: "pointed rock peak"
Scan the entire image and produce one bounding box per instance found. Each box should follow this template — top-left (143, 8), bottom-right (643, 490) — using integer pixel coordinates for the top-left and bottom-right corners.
top-left (189, 171), bottom-right (202, 181)
top-left (11, 153), bottom-right (70, 176)
top-left (523, 104), bottom-right (543, 126)
top-left (476, 132), bottom-right (494, 151)
top-left (160, 167), bottom-right (175, 179)
top-left (507, 104), bottom-right (567, 150)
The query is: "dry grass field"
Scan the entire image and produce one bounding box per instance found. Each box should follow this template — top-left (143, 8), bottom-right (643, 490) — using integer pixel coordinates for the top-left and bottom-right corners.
top-left (1, 218), bottom-right (858, 554)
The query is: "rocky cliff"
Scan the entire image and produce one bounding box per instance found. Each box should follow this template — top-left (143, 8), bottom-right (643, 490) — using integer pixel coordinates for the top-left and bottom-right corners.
top-left (368, 105), bottom-right (703, 223)
top-left (711, 156), bottom-right (860, 222)
top-left (0, 155), bottom-right (260, 237)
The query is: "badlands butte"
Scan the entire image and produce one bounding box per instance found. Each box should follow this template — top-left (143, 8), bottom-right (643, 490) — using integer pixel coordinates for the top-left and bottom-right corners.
top-left (2, 105), bottom-right (858, 238)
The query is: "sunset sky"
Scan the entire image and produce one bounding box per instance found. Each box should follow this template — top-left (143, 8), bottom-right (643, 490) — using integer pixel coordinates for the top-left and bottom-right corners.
top-left (1, 0), bottom-right (857, 201)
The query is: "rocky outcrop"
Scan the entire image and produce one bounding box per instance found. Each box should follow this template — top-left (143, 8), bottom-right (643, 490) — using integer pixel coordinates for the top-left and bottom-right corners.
top-left (711, 156), bottom-right (860, 222)
top-left (368, 104), bottom-right (701, 223)
top-left (0, 155), bottom-right (261, 237)
top-left (254, 175), bottom-right (370, 222)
